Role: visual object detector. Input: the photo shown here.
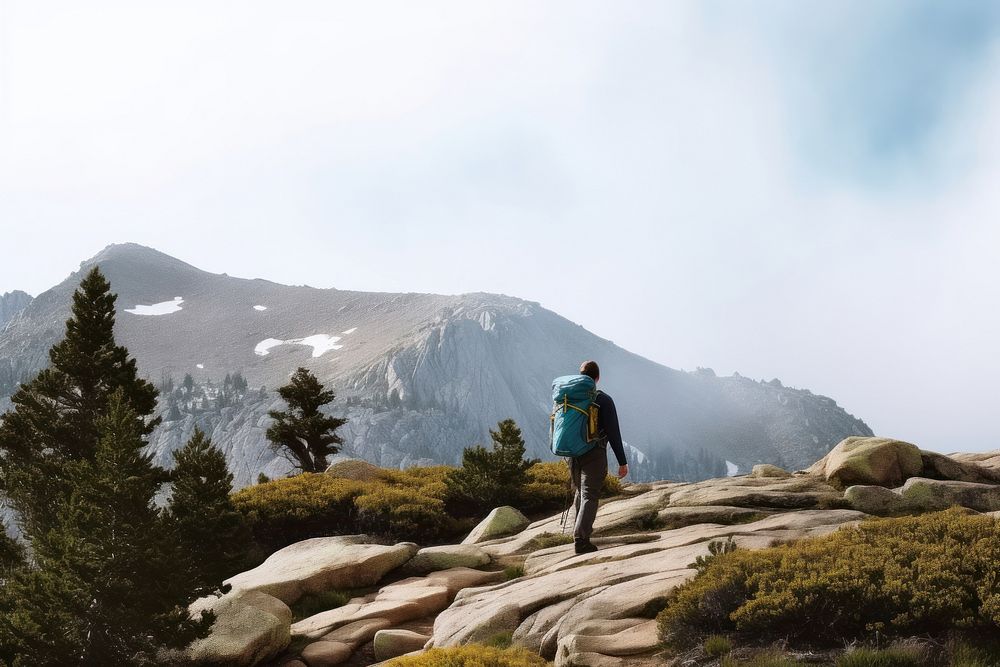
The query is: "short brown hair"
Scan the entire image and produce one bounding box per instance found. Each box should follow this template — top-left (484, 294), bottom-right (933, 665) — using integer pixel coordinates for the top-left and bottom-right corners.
top-left (580, 360), bottom-right (600, 381)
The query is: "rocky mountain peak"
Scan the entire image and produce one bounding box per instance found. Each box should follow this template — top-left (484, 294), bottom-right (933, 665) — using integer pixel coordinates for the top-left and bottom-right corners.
top-left (0, 290), bottom-right (33, 331)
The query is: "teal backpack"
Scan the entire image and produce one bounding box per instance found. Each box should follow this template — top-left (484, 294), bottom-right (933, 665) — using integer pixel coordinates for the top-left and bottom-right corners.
top-left (549, 374), bottom-right (602, 457)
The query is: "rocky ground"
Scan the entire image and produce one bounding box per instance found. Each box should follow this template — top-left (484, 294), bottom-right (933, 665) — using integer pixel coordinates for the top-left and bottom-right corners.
top-left (187, 437), bottom-right (1000, 667)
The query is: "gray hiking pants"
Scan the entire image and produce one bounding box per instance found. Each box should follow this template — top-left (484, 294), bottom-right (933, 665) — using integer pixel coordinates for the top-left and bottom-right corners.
top-left (570, 445), bottom-right (607, 541)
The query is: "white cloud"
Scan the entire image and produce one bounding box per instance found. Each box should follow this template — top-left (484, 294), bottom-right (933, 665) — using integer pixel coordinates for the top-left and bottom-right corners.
top-left (1, 2), bottom-right (998, 451)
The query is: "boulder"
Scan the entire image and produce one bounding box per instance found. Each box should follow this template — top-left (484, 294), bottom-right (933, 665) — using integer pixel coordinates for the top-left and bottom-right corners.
top-left (951, 451), bottom-right (1000, 473)
top-left (808, 437), bottom-right (923, 488)
top-left (845, 485), bottom-right (905, 515)
top-left (225, 536), bottom-right (418, 604)
top-left (462, 506), bottom-right (530, 544)
top-left (749, 464), bottom-right (791, 479)
top-left (187, 590), bottom-right (291, 666)
top-left (373, 629), bottom-right (430, 661)
top-left (919, 451), bottom-right (1000, 484)
top-left (299, 640), bottom-right (353, 666)
top-left (325, 458), bottom-right (384, 482)
top-left (667, 476), bottom-right (841, 509)
top-left (293, 600), bottom-right (425, 640)
top-left (846, 478), bottom-right (1000, 515)
top-left (402, 544), bottom-right (491, 574)
top-left (898, 478), bottom-right (1000, 513)
top-left (556, 619), bottom-right (660, 666)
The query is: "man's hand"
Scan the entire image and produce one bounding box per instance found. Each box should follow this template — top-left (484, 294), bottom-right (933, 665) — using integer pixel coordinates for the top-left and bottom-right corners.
top-left (617, 464), bottom-right (628, 479)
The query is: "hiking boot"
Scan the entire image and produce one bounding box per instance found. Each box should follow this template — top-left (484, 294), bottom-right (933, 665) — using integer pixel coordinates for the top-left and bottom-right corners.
top-left (574, 539), bottom-right (598, 555)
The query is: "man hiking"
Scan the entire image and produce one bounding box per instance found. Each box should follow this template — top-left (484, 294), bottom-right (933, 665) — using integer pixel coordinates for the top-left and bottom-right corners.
top-left (570, 360), bottom-right (628, 554)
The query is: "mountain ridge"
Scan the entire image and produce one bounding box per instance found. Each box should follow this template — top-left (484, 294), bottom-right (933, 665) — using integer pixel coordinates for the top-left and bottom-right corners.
top-left (0, 244), bottom-right (873, 486)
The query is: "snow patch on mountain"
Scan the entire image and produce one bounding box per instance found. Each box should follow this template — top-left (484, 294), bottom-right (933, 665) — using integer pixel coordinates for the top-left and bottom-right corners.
top-left (125, 296), bottom-right (183, 315)
top-left (253, 305), bottom-right (267, 311)
top-left (254, 334), bottom-right (343, 358)
top-left (726, 460), bottom-right (739, 476)
top-left (342, 327), bottom-right (357, 335)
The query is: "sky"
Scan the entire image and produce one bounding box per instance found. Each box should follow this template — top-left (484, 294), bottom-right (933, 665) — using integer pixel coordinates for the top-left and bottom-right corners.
top-left (1, 1), bottom-right (999, 453)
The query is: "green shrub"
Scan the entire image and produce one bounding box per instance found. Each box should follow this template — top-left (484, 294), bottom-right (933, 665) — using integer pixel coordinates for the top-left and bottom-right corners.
top-left (657, 509), bottom-right (1000, 647)
top-left (385, 645), bottom-right (550, 666)
top-left (721, 652), bottom-right (800, 667)
top-left (291, 589), bottom-right (352, 621)
top-left (484, 631), bottom-right (513, 649)
top-left (703, 634), bottom-right (732, 657)
top-left (524, 533), bottom-right (574, 551)
top-left (231, 473), bottom-right (366, 548)
top-left (835, 647), bottom-right (924, 667)
top-left (948, 637), bottom-right (1000, 667)
top-left (691, 536), bottom-right (738, 573)
top-left (504, 565), bottom-right (526, 580)
top-left (520, 462), bottom-right (623, 514)
top-left (355, 486), bottom-right (458, 542)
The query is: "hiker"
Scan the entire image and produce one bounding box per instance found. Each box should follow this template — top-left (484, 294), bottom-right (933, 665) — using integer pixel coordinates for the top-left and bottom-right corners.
top-left (567, 361), bottom-right (628, 554)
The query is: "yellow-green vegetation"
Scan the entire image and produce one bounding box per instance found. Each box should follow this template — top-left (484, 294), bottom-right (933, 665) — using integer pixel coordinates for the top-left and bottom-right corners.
top-left (657, 509), bottom-right (1000, 646)
top-left (290, 589), bottom-right (352, 621)
top-left (834, 647), bottom-right (924, 667)
top-left (721, 652), bottom-right (799, 667)
top-left (233, 458), bottom-right (623, 550)
top-left (521, 461), bottom-right (622, 513)
top-left (232, 466), bottom-right (458, 548)
top-left (703, 634), bottom-right (732, 657)
top-left (523, 532), bottom-right (575, 551)
top-left (949, 637), bottom-right (1000, 667)
top-left (484, 631), bottom-right (514, 649)
top-left (386, 645), bottom-right (550, 666)
top-left (231, 473), bottom-right (367, 547)
top-left (504, 564), bottom-right (525, 580)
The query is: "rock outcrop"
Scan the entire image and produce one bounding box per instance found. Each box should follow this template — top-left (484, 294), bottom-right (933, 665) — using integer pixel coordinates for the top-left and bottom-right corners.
top-left (807, 437), bottom-right (924, 487)
top-left (225, 536), bottom-right (418, 605)
top-left (461, 506), bottom-right (531, 545)
top-left (188, 590), bottom-right (292, 666)
top-left (187, 446), bottom-right (1000, 666)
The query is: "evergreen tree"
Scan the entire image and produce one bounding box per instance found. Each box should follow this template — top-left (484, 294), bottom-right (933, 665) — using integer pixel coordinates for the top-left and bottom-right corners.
top-left (266, 367), bottom-right (346, 472)
top-left (0, 267), bottom-right (159, 537)
top-left (445, 419), bottom-right (537, 515)
top-left (0, 529), bottom-right (22, 582)
top-left (165, 428), bottom-right (250, 595)
top-left (0, 391), bottom-right (206, 666)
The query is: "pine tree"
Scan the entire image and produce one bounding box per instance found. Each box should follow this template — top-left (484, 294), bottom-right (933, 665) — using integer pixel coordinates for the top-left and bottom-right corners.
top-left (0, 391), bottom-right (206, 666)
top-left (0, 267), bottom-right (159, 537)
top-left (266, 367), bottom-right (346, 472)
top-left (445, 419), bottom-right (537, 515)
top-left (165, 428), bottom-right (250, 595)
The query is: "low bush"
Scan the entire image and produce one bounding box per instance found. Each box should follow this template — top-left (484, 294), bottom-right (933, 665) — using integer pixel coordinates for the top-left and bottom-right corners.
top-left (355, 486), bottom-right (458, 543)
top-left (703, 634), bottom-right (732, 657)
top-left (835, 647), bottom-right (925, 667)
top-left (231, 473), bottom-right (366, 548)
top-left (385, 645), bottom-right (550, 666)
top-left (233, 467), bottom-right (460, 547)
top-left (520, 461), bottom-right (623, 514)
top-left (504, 564), bottom-right (525, 580)
top-left (523, 532), bottom-right (574, 551)
top-left (950, 637), bottom-right (1000, 667)
top-left (290, 589), bottom-right (352, 622)
top-left (657, 509), bottom-right (1000, 647)
top-left (721, 652), bottom-right (799, 667)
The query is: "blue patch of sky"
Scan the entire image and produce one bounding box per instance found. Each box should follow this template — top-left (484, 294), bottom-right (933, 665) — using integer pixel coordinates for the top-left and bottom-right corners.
top-left (707, 0), bottom-right (1000, 190)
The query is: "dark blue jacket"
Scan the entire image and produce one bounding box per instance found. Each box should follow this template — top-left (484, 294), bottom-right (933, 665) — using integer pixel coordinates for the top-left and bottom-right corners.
top-left (595, 391), bottom-right (627, 466)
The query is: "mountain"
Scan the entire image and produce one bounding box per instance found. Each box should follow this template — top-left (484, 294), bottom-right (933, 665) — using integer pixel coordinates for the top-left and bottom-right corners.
top-left (0, 291), bottom-right (33, 331)
top-left (0, 244), bottom-right (872, 487)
